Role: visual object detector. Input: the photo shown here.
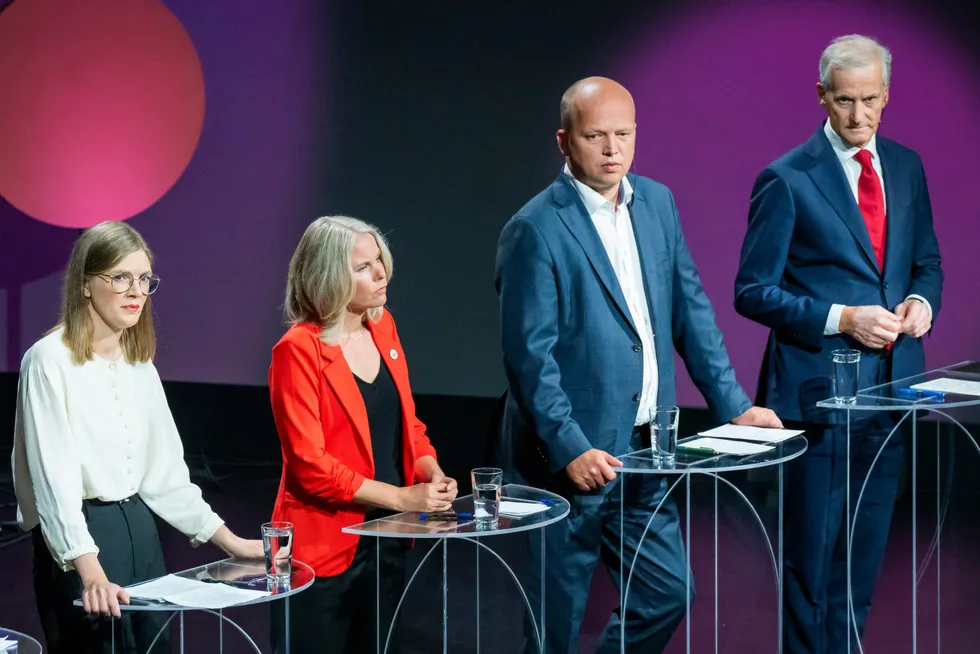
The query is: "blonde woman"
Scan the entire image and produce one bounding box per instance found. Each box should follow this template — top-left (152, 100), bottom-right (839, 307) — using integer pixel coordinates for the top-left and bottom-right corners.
top-left (269, 216), bottom-right (457, 653)
top-left (12, 221), bottom-right (262, 654)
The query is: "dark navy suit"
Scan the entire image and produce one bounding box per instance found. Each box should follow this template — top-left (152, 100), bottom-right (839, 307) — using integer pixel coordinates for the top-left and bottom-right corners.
top-left (735, 126), bottom-right (942, 653)
top-left (495, 171), bottom-right (752, 653)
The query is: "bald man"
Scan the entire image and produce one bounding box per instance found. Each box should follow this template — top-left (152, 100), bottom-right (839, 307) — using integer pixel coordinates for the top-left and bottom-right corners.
top-left (494, 77), bottom-right (782, 653)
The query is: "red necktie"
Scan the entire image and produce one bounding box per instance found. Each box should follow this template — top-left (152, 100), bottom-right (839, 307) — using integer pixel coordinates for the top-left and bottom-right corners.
top-left (854, 149), bottom-right (886, 270)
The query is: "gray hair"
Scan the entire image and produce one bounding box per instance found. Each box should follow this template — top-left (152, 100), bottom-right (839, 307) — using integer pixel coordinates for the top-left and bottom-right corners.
top-left (819, 35), bottom-right (892, 91)
top-left (284, 215), bottom-right (393, 345)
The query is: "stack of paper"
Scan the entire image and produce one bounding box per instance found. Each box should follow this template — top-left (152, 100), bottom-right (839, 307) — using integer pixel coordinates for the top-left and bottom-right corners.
top-left (126, 574), bottom-right (270, 609)
top-left (698, 424), bottom-right (804, 443)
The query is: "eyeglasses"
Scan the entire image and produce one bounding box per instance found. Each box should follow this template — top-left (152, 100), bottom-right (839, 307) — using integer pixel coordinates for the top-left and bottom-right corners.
top-left (93, 272), bottom-right (161, 295)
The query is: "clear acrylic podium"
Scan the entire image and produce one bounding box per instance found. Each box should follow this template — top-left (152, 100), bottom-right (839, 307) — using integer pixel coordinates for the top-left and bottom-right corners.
top-left (0, 627), bottom-right (43, 653)
top-left (343, 484), bottom-right (570, 654)
top-left (613, 435), bottom-right (809, 653)
top-left (817, 361), bottom-right (980, 654)
top-left (74, 557), bottom-right (315, 653)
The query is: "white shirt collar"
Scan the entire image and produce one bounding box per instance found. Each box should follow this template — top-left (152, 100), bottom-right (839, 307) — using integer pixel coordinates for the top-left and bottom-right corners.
top-left (823, 119), bottom-right (879, 164)
top-left (562, 163), bottom-right (633, 214)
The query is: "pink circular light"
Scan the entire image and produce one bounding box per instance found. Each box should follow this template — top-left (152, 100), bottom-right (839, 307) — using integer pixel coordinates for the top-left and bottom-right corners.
top-left (0, 0), bottom-right (205, 228)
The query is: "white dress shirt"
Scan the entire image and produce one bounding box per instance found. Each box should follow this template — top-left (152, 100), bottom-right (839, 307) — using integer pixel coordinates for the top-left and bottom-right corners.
top-left (12, 329), bottom-right (224, 571)
top-left (564, 165), bottom-right (658, 425)
top-left (821, 120), bottom-right (932, 334)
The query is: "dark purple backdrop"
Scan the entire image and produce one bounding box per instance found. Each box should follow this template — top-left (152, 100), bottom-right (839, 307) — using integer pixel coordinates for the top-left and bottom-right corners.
top-left (1, 0), bottom-right (977, 408)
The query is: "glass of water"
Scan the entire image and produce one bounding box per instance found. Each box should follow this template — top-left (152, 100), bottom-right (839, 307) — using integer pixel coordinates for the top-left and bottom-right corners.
top-left (261, 521), bottom-right (293, 581)
top-left (651, 406), bottom-right (680, 464)
top-left (470, 467), bottom-right (502, 528)
top-left (832, 349), bottom-right (861, 404)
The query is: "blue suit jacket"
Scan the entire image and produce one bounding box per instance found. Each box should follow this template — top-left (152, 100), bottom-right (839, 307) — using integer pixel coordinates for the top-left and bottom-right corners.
top-left (495, 171), bottom-right (751, 487)
top-left (734, 126), bottom-right (943, 423)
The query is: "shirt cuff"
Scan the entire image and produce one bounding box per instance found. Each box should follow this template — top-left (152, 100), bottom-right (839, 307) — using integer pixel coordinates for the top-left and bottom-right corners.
top-left (189, 513), bottom-right (225, 548)
top-left (905, 295), bottom-right (933, 319)
top-left (824, 304), bottom-right (845, 335)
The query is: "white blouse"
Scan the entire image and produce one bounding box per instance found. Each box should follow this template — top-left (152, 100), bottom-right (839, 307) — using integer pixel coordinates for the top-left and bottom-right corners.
top-left (11, 329), bottom-right (224, 571)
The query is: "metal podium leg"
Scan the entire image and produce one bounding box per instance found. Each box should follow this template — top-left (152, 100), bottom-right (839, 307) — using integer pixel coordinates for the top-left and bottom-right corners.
top-left (686, 473), bottom-right (691, 654)
top-left (443, 539), bottom-right (448, 654)
top-left (541, 527), bottom-right (546, 653)
top-left (180, 611), bottom-right (185, 653)
top-left (620, 473), bottom-right (626, 654)
top-left (476, 540), bottom-right (481, 654)
top-left (219, 608), bottom-right (223, 653)
top-left (778, 462), bottom-right (784, 654)
top-left (285, 595), bottom-right (291, 654)
top-left (714, 475), bottom-right (719, 654)
top-left (912, 410), bottom-right (918, 653)
top-left (846, 408), bottom-right (852, 654)
top-left (377, 538), bottom-right (381, 654)
top-left (936, 420), bottom-right (941, 654)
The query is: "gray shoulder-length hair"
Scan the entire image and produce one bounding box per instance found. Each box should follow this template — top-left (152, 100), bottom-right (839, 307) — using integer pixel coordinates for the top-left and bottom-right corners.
top-left (284, 216), bottom-right (393, 345)
top-left (819, 34), bottom-right (892, 92)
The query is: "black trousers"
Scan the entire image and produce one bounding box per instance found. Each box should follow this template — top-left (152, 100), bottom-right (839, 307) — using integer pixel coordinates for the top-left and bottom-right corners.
top-left (271, 535), bottom-right (407, 654)
top-left (33, 495), bottom-right (171, 654)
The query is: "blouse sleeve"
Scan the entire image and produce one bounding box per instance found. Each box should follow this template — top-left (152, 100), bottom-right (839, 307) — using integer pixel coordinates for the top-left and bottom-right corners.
top-left (138, 362), bottom-right (224, 544)
top-left (17, 358), bottom-right (98, 570)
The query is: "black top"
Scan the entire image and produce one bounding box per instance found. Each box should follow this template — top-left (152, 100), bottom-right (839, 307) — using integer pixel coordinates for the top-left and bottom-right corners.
top-left (353, 361), bottom-right (404, 489)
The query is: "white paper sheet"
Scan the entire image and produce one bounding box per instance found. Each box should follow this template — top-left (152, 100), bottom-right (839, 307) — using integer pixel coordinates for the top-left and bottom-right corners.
top-left (498, 500), bottom-right (550, 517)
top-left (125, 573), bottom-right (270, 609)
top-left (126, 574), bottom-right (204, 599)
top-left (0, 637), bottom-right (17, 652)
top-left (698, 424), bottom-right (804, 443)
top-left (677, 437), bottom-right (774, 456)
top-left (910, 378), bottom-right (980, 397)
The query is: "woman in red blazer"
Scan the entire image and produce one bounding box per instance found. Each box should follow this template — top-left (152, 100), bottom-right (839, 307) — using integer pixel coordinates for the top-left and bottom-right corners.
top-left (269, 216), bottom-right (457, 654)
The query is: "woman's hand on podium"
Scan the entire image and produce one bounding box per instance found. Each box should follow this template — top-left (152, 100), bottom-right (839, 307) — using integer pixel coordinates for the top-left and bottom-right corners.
top-left (395, 482), bottom-right (456, 513)
top-left (428, 473), bottom-right (458, 497)
top-left (73, 553), bottom-right (130, 617)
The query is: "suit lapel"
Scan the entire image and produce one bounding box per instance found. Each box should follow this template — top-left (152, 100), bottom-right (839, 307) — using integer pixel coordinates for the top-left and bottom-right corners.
top-left (319, 339), bottom-right (373, 463)
top-left (553, 175), bottom-right (639, 337)
top-left (803, 128), bottom-right (881, 275)
top-left (626, 178), bottom-right (668, 322)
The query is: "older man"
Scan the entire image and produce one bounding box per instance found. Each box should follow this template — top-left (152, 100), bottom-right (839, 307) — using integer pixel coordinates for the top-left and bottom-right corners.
top-left (735, 35), bottom-right (943, 653)
top-left (495, 76), bottom-right (782, 654)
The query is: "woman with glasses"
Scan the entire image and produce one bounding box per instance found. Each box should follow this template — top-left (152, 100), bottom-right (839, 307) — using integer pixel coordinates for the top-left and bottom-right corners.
top-left (269, 216), bottom-right (457, 653)
top-left (12, 221), bottom-right (263, 654)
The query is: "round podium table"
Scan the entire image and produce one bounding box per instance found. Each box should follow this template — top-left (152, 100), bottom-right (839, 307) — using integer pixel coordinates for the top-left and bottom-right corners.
top-left (0, 627), bottom-right (42, 653)
top-left (343, 483), bottom-right (570, 654)
top-left (613, 435), bottom-right (808, 653)
top-left (74, 558), bottom-right (314, 653)
top-left (816, 361), bottom-right (980, 654)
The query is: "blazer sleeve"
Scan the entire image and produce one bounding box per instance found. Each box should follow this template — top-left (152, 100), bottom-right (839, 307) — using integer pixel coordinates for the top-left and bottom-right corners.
top-left (906, 155), bottom-right (943, 320)
top-left (664, 190), bottom-right (752, 423)
top-left (495, 215), bottom-right (592, 472)
top-left (387, 315), bottom-right (439, 478)
top-left (269, 334), bottom-right (366, 503)
top-left (734, 167), bottom-right (833, 350)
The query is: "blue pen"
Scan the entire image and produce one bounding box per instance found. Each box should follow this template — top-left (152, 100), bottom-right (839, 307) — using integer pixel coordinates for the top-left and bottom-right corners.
top-left (897, 387), bottom-right (945, 399)
top-left (539, 499), bottom-right (554, 506)
top-left (419, 512), bottom-right (473, 521)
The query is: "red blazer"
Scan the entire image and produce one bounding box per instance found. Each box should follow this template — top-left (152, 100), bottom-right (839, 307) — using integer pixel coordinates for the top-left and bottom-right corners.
top-left (268, 310), bottom-right (438, 577)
